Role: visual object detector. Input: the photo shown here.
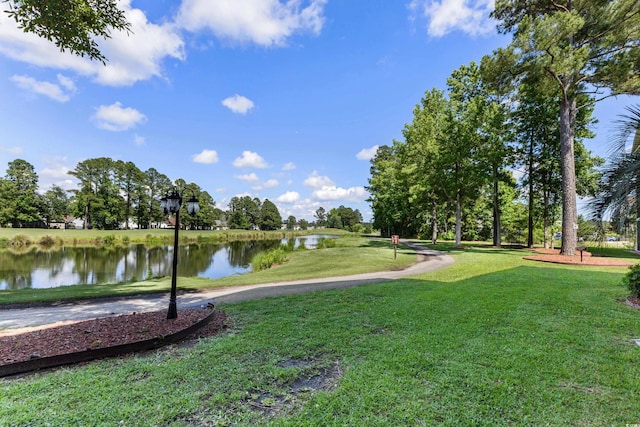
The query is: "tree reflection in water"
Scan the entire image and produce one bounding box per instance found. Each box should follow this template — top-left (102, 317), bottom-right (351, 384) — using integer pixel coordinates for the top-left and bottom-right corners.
top-left (0, 235), bottom-right (328, 290)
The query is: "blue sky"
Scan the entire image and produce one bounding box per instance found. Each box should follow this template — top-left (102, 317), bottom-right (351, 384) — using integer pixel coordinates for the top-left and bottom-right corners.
top-left (0, 1), bottom-right (635, 221)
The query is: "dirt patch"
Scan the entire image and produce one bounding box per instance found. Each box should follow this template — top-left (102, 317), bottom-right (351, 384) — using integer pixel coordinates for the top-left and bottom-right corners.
top-left (626, 295), bottom-right (640, 310)
top-left (523, 248), bottom-right (636, 267)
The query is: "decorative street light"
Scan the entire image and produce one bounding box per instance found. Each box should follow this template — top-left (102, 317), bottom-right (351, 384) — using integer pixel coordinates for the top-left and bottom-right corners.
top-left (160, 187), bottom-right (200, 319)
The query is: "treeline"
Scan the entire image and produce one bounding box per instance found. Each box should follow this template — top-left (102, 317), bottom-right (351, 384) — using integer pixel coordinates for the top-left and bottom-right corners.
top-left (226, 197), bottom-right (366, 232)
top-left (0, 157), bottom-right (366, 232)
top-left (0, 157), bottom-right (221, 229)
top-left (369, 2), bottom-right (640, 254)
top-left (367, 61), bottom-right (603, 247)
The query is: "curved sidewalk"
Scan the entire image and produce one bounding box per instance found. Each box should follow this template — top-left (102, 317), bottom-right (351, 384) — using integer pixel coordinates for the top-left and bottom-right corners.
top-left (0, 241), bottom-right (454, 331)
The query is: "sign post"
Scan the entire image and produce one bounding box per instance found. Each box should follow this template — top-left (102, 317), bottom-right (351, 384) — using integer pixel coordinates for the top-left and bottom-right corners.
top-left (391, 235), bottom-right (399, 259)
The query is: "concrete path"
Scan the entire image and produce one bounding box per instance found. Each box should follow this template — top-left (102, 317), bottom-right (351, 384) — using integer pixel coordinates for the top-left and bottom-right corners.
top-left (0, 241), bottom-right (454, 331)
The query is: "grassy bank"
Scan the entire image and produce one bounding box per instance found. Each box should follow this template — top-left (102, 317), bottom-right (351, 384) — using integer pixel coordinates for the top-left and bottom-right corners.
top-left (0, 236), bottom-right (417, 305)
top-left (0, 228), bottom-right (351, 247)
top-left (1, 244), bottom-right (639, 425)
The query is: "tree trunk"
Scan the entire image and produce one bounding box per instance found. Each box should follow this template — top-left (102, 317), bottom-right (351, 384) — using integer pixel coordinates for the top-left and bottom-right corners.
top-left (431, 198), bottom-right (438, 245)
top-left (493, 166), bottom-right (501, 247)
top-left (124, 193), bottom-right (130, 230)
top-left (527, 129), bottom-right (534, 248)
top-left (559, 94), bottom-right (578, 256)
top-left (83, 201), bottom-right (90, 230)
top-left (455, 189), bottom-right (462, 247)
top-left (543, 190), bottom-right (550, 249)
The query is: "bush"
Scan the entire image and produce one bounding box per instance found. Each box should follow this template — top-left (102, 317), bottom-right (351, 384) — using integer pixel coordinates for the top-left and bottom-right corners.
top-left (252, 248), bottom-right (288, 271)
top-left (38, 235), bottom-right (56, 247)
top-left (10, 234), bottom-right (32, 246)
top-left (623, 263), bottom-right (640, 298)
top-left (440, 230), bottom-right (455, 241)
top-left (316, 237), bottom-right (336, 249)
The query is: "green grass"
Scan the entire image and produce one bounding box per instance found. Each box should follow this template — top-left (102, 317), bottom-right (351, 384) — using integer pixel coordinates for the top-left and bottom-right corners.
top-left (0, 237), bottom-right (417, 305)
top-left (1, 244), bottom-right (639, 425)
top-left (586, 244), bottom-right (639, 259)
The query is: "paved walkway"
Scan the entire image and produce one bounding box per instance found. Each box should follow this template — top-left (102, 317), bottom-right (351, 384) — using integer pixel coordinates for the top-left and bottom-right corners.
top-left (0, 241), bottom-right (454, 331)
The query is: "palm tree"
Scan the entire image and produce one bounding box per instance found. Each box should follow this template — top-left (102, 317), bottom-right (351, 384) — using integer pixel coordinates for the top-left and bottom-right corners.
top-left (590, 105), bottom-right (640, 250)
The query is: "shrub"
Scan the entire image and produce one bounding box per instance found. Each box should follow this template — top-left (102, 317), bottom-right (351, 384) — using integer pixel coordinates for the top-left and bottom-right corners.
top-left (281, 240), bottom-right (296, 252)
top-left (252, 248), bottom-right (288, 271)
top-left (10, 234), bottom-right (32, 246)
top-left (623, 263), bottom-right (640, 298)
top-left (38, 235), bottom-right (56, 247)
top-left (122, 235), bottom-right (130, 245)
top-left (316, 237), bottom-right (336, 249)
top-left (440, 230), bottom-right (455, 241)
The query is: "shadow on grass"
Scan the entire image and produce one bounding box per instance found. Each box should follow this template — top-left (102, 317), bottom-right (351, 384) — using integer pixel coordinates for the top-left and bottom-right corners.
top-left (411, 240), bottom-right (535, 256)
top-left (587, 246), bottom-right (640, 260)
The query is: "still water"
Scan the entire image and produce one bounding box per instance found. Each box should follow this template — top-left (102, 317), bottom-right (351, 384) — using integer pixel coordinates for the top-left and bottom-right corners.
top-left (0, 235), bottom-right (328, 290)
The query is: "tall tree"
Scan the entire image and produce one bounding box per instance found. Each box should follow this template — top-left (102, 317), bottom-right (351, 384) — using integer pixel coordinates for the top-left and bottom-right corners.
top-left (492, 0), bottom-right (640, 255)
top-left (0, 159), bottom-right (41, 227)
top-left (440, 63), bottom-right (490, 246)
top-left (227, 196), bottom-right (260, 230)
top-left (41, 185), bottom-right (69, 226)
top-left (259, 199), bottom-right (282, 231)
top-left (113, 160), bottom-right (142, 230)
top-left (143, 168), bottom-right (172, 228)
top-left (480, 53), bottom-right (515, 247)
top-left (314, 207), bottom-right (327, 227)
top-left (367, 144), bottom-right (411, 236)
top-left (4, 0), bottom-right (131, 63)
top-left (68, 157), bottom-right (122, 229)
top-left (400, 89), bottom-right (448, 242)
top-left (286, 215), bottom-right (296, 230)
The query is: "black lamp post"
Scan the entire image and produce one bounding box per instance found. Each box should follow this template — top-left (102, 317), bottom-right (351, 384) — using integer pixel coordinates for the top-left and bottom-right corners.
top-left (160, 187), bottom-right (200, 319)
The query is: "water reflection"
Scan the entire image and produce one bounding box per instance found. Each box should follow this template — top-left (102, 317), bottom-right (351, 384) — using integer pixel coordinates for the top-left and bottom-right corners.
top-left (0, 235), bottom-right (330, 290)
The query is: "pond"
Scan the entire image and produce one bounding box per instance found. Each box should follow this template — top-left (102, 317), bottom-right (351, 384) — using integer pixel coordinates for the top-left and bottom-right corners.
top-left (0, 235), bottom-right (331, 290)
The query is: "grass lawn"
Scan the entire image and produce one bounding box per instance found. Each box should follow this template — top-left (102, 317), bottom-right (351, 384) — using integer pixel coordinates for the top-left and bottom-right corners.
top-left (0, 244), bottom-right (639, 425)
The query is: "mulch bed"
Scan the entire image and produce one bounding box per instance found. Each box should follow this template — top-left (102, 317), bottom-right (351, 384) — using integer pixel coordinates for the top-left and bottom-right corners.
top-left (523, 248), bottom-right (636, 267)
top-left (0, 308), bottom-right (228, 367)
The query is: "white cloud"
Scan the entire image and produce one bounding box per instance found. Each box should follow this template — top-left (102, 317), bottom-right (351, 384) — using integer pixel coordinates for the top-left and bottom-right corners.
top-left (38, 157), bottom-right (76, 191)
top-left (1, 145), bottom-right (23, 155)
top-left (222, 94), bottom-right (255, 114)
top-left (411, 0), bottom-right (496, 37)
top-left (133, 134), bottom-right (146, 146)
top-left (312, 186), bottom-right (368, 203)
top-left (192, 149), bottom-right (219, 164)
top-left (92, 102), bottom-right (147, 131)
top-left (0, 1), bottom-right (185, 86)
top-left (40, 166), bottom-right (71, 180)
top-left (356, 145), bottom-right (379, 160)
top-left (277, 191), bottom-right (300, 203)
top-left (282, 162), bottom-right (296, 170)
top-left (177, 0), bottom-right (327, 46)
top-left (263, 179), bottom-right (279, 189)
top-left (303, 171), bottom-right (334, 188)
top-left (233, 150), bottom-right (268, 168)
top-left (236, 173), bottom-right (260, 183)
top-left (11, 74), bottom-right (76, 102)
